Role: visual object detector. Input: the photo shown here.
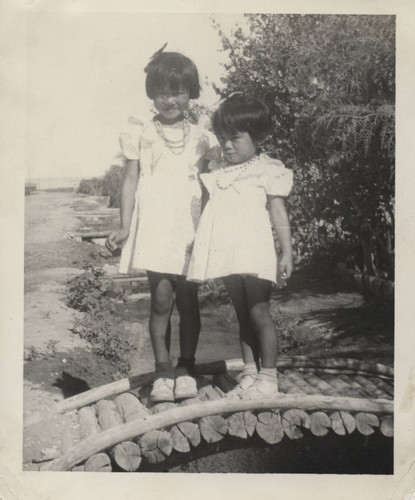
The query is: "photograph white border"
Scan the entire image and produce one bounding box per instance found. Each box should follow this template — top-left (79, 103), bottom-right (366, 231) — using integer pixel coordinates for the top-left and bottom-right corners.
top-left (1, 1), bottom-right (414, 499)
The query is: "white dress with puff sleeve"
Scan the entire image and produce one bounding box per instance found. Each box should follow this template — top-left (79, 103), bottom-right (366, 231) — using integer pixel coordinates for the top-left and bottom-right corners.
top-left (187, 154), bottom-right (293, 284)
top-left (118, 118), bottom-right (220, 275)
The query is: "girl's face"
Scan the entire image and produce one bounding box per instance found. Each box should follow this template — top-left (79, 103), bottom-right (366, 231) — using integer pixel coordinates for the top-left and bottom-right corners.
top-left (153, 85), bottom-right (190, 123)
top-left (217, 131), bottom-right (257, 165)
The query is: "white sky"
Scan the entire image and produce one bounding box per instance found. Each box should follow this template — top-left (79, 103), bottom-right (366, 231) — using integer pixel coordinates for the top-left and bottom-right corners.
top-left (26, 12), bottom-right (245, 181)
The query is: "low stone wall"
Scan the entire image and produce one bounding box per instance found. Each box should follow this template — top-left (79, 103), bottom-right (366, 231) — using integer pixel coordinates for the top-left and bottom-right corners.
top-left (336, 264), bottom-right (394, 302)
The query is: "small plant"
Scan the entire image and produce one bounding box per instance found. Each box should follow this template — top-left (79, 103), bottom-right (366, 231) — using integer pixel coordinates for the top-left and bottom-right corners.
top-left (24, 340), bottom-right (59, 361)
top-left (66, 266), bottom-right (123, 313)
top-left (72, 246), bottom-right (112, 270)
top-left (70, 311), bottom-right (131, 375)
top-left (66, 266), bottom-right (108, 312)
top-left (66, 266), bottom-right (130, 375)
top-left (45, 339), bottom-right (59, 357)
top-left (24, 345), bottom-right (40, 361)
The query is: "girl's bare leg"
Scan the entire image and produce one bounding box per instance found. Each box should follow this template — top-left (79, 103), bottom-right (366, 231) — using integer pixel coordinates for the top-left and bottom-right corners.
top-left (243, 275), bottom-right (277, 369)
top-left (223, 274), bottom-right (259, 367)
top-left (147, 271), bottom-right (175, 373)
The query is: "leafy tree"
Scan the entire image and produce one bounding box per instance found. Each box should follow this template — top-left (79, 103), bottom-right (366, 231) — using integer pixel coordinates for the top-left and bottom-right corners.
top-left (213, 14), bottom-right (395, 278)
top-left (77, 177), bottom-right (104, 196)
top-left (77, 165), bottom-right (124, 208)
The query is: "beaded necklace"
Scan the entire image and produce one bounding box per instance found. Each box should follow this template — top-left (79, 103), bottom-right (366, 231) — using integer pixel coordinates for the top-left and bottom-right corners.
top-left (216, 155), bottom-right (259, 190)
top-left (153, 117), bottom-right (190, 155)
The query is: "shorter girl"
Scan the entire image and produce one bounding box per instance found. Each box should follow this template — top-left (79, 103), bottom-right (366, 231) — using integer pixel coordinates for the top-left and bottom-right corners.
top-left (187, 94), bottom-right (293, 398)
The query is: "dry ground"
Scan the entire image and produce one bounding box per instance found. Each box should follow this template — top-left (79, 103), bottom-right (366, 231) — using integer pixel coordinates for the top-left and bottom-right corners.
top-left (23, 190), bottom-right (393, 472)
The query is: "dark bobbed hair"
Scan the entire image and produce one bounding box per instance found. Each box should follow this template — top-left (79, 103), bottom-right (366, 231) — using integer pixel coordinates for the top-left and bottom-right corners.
top-left (145, 52), bottom-right (200, 100)
top-left (212, 94), bottom-right (272, 144)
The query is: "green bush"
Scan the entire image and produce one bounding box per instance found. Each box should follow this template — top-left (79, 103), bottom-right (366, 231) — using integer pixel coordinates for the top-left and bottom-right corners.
top-left (101, 165), bottom-right (123, 208)
top-left (77, 177), bottom-right (105, 197)
top-left (77, 165), bottom-right (124, 208)
top-left (66, 267), bottom-right (130, 374)
top-left (213, 14), bottom-right (395, 279)
top-left (66, 267), bottom-right (113, 312)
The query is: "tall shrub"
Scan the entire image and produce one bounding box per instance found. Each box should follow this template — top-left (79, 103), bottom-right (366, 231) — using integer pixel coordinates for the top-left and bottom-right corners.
top-left (214, 14), bottom-right (395, 278)
top-left (102, 165), bottom-right (124, 208)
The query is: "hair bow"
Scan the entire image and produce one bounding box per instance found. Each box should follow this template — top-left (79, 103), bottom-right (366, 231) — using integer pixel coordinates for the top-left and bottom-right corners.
top-left (209, 91), bottom-right (244, 112)
top-left (144, 42), bottom-right (168, 73)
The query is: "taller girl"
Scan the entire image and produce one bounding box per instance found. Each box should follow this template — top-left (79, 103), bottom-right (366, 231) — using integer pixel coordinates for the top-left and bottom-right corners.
top-left (107, 48), bottom-right (218, 403)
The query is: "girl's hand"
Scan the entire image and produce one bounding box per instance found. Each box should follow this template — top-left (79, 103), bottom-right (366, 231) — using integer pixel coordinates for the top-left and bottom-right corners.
top-left (278, 253), bottom-right (293, 281)
top-left (106, 229), bottom-right (130, 253)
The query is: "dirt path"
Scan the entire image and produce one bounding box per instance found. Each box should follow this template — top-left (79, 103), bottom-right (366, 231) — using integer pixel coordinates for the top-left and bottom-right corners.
top-left (23, 190), bottom-right (393, 472)
top-left (23, 191), bottom-right (120, 468)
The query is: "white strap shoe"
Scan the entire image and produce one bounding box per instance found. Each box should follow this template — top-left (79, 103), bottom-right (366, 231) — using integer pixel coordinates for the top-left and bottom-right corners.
top-left (242, 377), bottom-right (279, 399)
top-left (174, 375), bottom-right (198, 399)
top-left (150, 377), bottom-right (175, 402)
top-left (226, 373), bottom-right (257, 398)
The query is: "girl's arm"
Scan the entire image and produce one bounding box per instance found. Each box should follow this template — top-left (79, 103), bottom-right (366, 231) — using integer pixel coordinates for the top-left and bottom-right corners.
top-left (268, 195), bottom-right (293, 279)
top-left (106, 160), bottom-right (139, 251)
top-left (200, 159), bottom-right (210, 212)
top-left (120, 160), bottom-right (139, 230)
